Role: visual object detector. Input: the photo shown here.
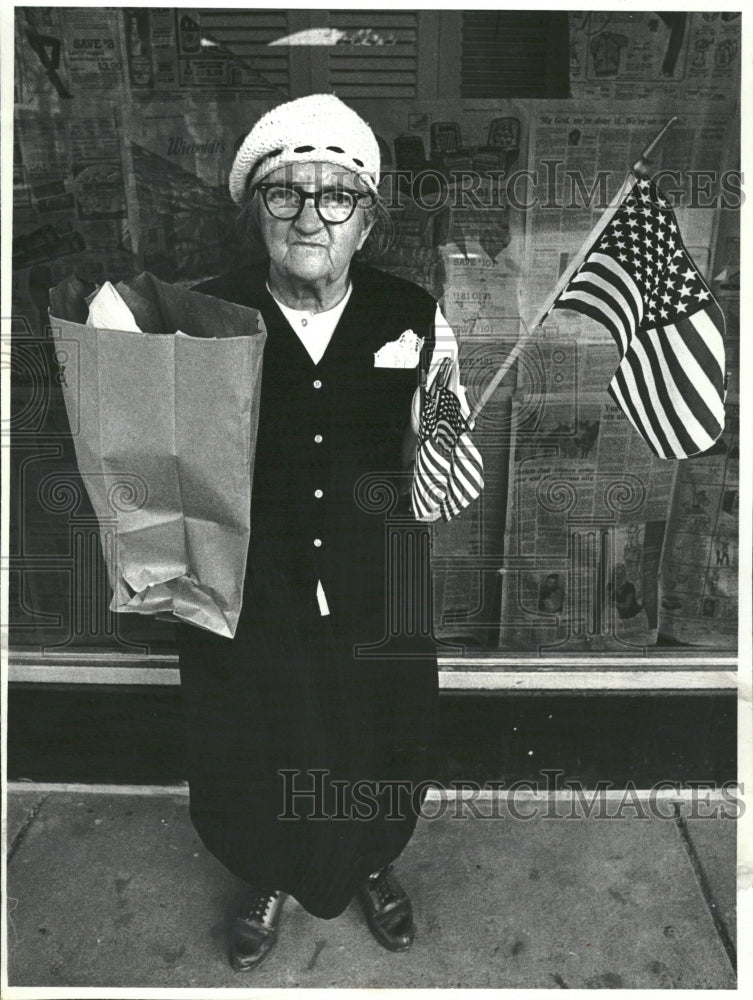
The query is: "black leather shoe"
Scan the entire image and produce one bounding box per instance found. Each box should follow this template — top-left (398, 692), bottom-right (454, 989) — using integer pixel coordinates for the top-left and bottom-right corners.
top-left (357, 866), bottom-right (415, 951)
top-left (229, 889), bottom-right (287, 971)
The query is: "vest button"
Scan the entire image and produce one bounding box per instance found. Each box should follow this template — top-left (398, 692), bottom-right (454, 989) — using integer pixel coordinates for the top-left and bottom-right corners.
top-left (314, 489), bottom-right (324, 499)
top-left (314, 434), bottom-right (323, 444)
top-left (313, 538), bottom-right (322, 547)
top-left (313, 379), bottom-right (322, 389)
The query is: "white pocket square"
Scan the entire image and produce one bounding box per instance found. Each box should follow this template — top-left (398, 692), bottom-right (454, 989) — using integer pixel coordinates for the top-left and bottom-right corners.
top-left (374, 330), bottom-right (425, 369)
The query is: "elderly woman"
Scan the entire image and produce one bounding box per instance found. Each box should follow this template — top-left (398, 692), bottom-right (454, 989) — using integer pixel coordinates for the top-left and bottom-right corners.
top-left (176, 93), bottom-right (466, 971)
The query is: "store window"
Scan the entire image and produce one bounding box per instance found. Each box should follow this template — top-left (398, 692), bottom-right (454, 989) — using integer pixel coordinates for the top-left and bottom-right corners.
top-left (9, 9), bottom-right (740, 671)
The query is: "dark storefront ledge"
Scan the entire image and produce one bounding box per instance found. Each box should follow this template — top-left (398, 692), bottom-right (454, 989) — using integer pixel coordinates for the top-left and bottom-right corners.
top-left (7, 683), bottom-right (736, 788)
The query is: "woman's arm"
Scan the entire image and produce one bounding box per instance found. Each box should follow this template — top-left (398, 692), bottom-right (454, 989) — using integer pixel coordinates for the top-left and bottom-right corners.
top-left (409, 303), bottom-right (470, 436)
top-left (401, 303), bottom-right (470, 496)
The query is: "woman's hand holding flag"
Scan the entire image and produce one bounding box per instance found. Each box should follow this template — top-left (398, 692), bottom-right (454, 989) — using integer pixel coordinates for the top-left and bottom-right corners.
top-left (411, 357), bottom-right (485, 523)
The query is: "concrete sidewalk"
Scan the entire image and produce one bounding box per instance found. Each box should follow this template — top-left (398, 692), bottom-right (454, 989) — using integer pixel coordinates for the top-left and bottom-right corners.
top-left (6, 784), bottom-right (737, 991)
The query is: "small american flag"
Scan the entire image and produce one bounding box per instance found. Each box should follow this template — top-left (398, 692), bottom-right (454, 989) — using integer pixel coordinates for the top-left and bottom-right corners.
top-left (412, 358), bottom-right (484, 522)
top-left (552, 176), bottom-right (726, 459)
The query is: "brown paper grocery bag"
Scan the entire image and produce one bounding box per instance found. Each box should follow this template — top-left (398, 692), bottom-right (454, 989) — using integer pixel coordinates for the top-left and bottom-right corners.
top-left (49, 271), bottom-right (267, 638)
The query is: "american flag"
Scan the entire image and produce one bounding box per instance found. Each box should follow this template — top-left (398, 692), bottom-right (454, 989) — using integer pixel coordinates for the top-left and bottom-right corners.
top-left (552, 175), bottom-right (726, 459)
top-left (412, 359), bottom-right (484, 522)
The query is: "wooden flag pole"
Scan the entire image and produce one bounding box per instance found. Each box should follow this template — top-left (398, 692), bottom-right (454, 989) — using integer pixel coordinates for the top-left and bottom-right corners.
top-left (468, 116), bottom-right (678, 425)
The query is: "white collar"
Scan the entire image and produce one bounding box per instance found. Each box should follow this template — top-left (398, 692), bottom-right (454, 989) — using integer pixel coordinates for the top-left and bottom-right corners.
top-left (267, 282), bottom-right (353, 365)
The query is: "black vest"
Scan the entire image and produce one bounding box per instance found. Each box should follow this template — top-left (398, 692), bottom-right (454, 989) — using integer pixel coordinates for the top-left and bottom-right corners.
top-left (194, 263), bottom-right (437, 633)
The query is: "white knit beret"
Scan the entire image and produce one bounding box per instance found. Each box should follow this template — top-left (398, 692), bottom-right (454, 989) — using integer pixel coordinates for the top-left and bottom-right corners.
top-left (229, 93), bottom-right (380, 205)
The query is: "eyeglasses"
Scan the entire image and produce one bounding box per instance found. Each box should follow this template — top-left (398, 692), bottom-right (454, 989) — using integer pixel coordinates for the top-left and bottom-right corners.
top-left (255, 183), bottom-right (375, 224)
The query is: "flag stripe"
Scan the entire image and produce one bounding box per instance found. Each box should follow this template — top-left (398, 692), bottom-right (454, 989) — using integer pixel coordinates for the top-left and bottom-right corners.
top-left (654, 320), bottom-right (723, 434)
top-left (627, 334), bottom-right (700, 456)
top-left (641, 331), bottom-right (716, 455)
top-left (608, 377), bottom-right (661, 455)
top-left (447, 443), bottom-right (483, 500)
top-left (649, 323), bottom-right (723, 441)
top-left (418, 443), bottom-right (451, 479)
top-left (412, 382), bottom-right (484, 523)
top-left (656, 310), bottom-right (725, 402)
top-left (556, 292), bottom-right (628, 355)
top-left (589, 252), bottom-right (645, 324)
top-left (562, 280), bottom-right (632, 356)
top-left (639, 328), bottom-right (711, 453)
top-left (612, 354), bottom-right (677, 457)
top-left (691, 301), bottom-right (726, 377)
top-left (442, 447), bottom-right (484, 517)
top-left (663, 316), bottom-right (725, 405)
top-left (574, 259), bottom-right (641, 336)
top-left (622, 346), bottom-right (684, 457)
top-left (415, 450), bottom-right (447, 486)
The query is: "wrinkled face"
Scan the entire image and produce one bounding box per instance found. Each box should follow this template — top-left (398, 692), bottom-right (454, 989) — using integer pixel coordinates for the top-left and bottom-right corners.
top-left (257, 161), bottom-right (375, 288)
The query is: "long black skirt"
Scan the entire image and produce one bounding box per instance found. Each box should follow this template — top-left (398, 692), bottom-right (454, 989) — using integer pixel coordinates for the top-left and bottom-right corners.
top-left (177, 600), bottom-right (438, 920)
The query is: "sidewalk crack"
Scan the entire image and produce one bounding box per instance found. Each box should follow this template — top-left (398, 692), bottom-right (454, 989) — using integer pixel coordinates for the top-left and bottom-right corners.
top-left (672, 804), bottom-right (736, 974)
top-left (8, 795), bottom-right (49, 863)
